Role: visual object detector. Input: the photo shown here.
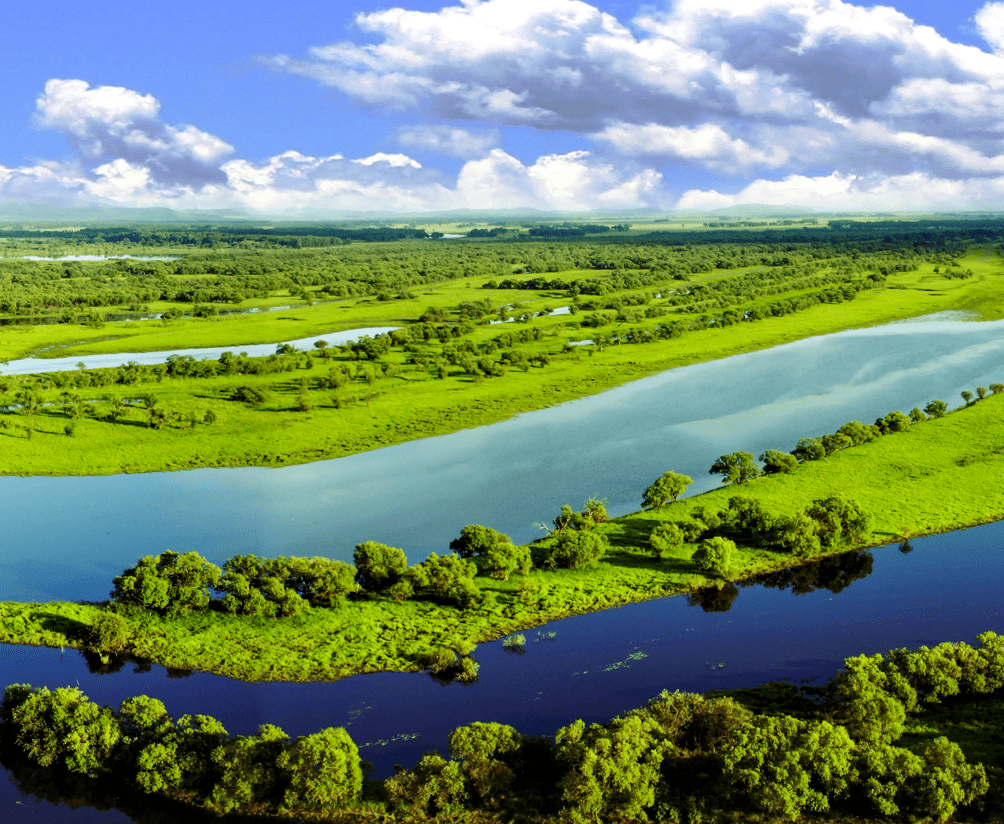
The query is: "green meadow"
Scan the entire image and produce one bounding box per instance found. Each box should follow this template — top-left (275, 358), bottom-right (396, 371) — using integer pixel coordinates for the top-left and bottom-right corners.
top-left (3, 245), bottom-right (1004, 476)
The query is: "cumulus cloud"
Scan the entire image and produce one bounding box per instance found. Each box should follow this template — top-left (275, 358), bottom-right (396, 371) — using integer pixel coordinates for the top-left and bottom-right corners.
top-left (35, 79), bottom-right (234, 189)
top-left (262, 0), bottom-right (1004, 193)
top-left (396, 125), bottom-right (500, 158)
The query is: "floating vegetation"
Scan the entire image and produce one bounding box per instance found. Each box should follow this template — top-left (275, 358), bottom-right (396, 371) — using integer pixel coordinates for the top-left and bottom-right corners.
top-left (360, 731), bottom-right (420, 748)
top-left (602, 649), bottom-right (649, 672)
top-left (534, 631), bottom-right (557, 642)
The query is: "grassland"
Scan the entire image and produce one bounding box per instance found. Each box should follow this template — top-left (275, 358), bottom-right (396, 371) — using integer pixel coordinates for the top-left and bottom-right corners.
top-left (2, 388), bottom-right (1004, 681)
top-left (2, 246), bottom-right (1004, 476)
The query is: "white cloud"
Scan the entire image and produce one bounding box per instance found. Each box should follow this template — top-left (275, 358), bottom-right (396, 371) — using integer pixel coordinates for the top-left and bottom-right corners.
top-left (396, 124), bottom-right (500, 158)
top-left (34, 79), bottom-right (234, 189)
top-left (976, 2), bottom-right (1004, 53)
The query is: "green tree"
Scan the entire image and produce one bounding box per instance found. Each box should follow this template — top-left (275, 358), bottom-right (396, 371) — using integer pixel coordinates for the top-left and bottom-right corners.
top-left (85, 611), bottom-right (132, 654)
top-left (924, 399), bottom-right (948, 418)
top-left (409, 552), bottom-right (480, 608)
top-left (709, 451), bottom-right (761, 485)
top-left (759, 449), bottom-right (798, 474)
top-left (111, 551), bottom-right (221, 615)
top-left (641, 471), bottom-right (692, 508)
top-left (385, 753), bottom-right (468, 816)
top-left (976, 385), bottom-right (988, 400)
top-left (483, 542), bottom-right (531, 580)
top-left (449, 524), bottom-right (509, 558)
top-left (990, 383), bottom-right (1003, 395)
top-left (8, 686), bottom-right (120, 776)
top-left (555, 714), bottom-right (672, 823)
top-left (353, 541), bottom-right (408, 592)
top-left (804, 496), bottom-right (872, 547)
top-left (908, 407), bottom-right (927, 424)
top-left (209, 724), bottom-right (289, 813)
top-left (276, 727), bottom-right (362, 811)
top-left (883, 410), bottom-right (911, 432)
top-left (135, 713), bottom-right (228, 796)
top-left (961, 390), bottom-right (973, 405)
top-left (724, 715), bottom-right (854, 818)
top-left (792, 437), bottom-right (826, 462)
top-left (449, 722), bottom-right (523, 807)
top-left (649, 523), bottom-right (684, 559)
top-left (692, 537), bottom-right (735, 577)
top-left (547, 529), bottom-right (607, 569)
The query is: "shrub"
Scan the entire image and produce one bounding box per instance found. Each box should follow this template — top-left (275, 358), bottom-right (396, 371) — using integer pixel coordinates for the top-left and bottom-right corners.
top-left (649, 523), bottom-right (684, 559)
top-left (692, 537), bottom-right (735, 577)
top-left (85, 611), bottom-right (132, 654)
top-left (353, 541), bottom-right (408, 592)
top-left (547, 530), bottom-right (607, 569)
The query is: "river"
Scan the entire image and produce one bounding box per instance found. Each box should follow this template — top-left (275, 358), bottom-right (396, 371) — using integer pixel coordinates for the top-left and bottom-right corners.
top-left (2, 313), bottom-right (1004, 820)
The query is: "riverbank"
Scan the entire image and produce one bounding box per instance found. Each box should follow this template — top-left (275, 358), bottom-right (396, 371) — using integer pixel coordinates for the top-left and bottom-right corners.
top-left (3, 246), bottom-right (1004, 476)
top-left (2, 390), bottom-right (1003, 681)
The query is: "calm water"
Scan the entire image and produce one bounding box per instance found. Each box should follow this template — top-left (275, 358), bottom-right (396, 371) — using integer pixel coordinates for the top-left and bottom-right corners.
top-left (1, 326), bottom-right (400, 375)
top-left (2, 316), bottom-right (1004, 603)
top-left (3, 524), bottom-right (1003, 822)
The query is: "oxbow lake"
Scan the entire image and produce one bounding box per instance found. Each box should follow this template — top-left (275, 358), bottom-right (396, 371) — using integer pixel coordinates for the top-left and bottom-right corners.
top-left (3, 312), bottom-right (1004, 821)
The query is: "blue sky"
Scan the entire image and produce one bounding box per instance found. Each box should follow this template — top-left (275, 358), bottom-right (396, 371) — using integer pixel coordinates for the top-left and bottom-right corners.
top-left (2, 0), bottom-right (1003, 214)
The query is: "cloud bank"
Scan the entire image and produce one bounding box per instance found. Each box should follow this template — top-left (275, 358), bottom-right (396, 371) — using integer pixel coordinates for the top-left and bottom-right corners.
top-left (9, 1), bottom-right (1004, 213)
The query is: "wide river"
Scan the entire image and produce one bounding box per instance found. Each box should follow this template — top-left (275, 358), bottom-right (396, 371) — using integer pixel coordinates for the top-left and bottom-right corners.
top-left (3, 313), bottom-right (1004, 821)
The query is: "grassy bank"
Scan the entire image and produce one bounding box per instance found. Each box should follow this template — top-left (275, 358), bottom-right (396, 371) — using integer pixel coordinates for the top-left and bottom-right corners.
top-left (2, 390), bottom-right (1003, 681)
top-left (3, 246), bottom-right (1004, 476)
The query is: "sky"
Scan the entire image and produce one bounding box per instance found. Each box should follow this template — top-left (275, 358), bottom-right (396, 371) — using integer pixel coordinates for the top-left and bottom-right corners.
top-left (2, 0), bottom-right (1004, 215)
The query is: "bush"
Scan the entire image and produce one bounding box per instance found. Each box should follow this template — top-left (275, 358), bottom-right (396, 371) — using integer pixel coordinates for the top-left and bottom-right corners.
top-left (409, 553), bottom-right (480, 608)
top-left (111, 551), bottom-right (221, 615)
top-left (642, 471), bottom-right (692, 508)
top-left (547, 530), bottom-right (607, 569)
top-left (483, 542), bottom-right (531, 580)
top-left (85, 611), bottom-right (132, 654)
top-left (649, 523), bottom-right (684, 559)
top-left (449, 524), bottom-right (510, 558)
top-left (692, 537), bottom-right (735, 577)
top-left (353, 541), bottom-right (408, 592)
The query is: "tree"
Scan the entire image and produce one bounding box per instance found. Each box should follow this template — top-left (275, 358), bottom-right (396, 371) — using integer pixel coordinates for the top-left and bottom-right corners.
top-left (277, 727), bottom-right (362, 811)
top-left (111, 551), bottom-right (221, 615)
top-left (449, 524), bottom-right (509, 558)
top-left (961, 390), bottom-right (973, 405)
top-left (976, 386), bottom-right (988, 400)
top-left (8, 686), bottom-right (121, 776)
top-left (449, 722), bottom-right (523, 806)
top-left (408, 552), bottom-right (480, 608)
top-left (483, 542), bottom-right (531, 580)
top-left (556, 714), bottom-right (672, 823)
top-left (724, 715), bottom-right (854, 818)
top-left (642, 471), bottom-right (692, 508)
top-left (924, 399), bottom-right (948, 418)
top-left (210, 724), bottom-right (289, 813)
top-left (692, 537), bottom-right (735, 577)
top-left (792, 437), bottom-right (826, 462)
top-left (548, 529), bottom-right (607, 569)
top-left (820, 432), bottom-right (852, 455)
top-left (883, 410), bottom-right (911, 432)
top-left (990, 383), bottom-right (1003, 395)
top-left (908, 407), bottom-right (927, 424)
top-left (769, 513), bottom-right (821, 556)
top-left (649, 523), bottom-right (684, 559)
top-left (353, 541), bottom-right (408, 592)
top-left (759, 449), bottom-right (798, 474)
top-left (804, 496), bottom-right (872, 547)
top-left (85, 611), bottom-right (132, 654)
top-left (709, 452), bottom-right (761, 485)
top-left (385, 753), bottom-right (468, 817)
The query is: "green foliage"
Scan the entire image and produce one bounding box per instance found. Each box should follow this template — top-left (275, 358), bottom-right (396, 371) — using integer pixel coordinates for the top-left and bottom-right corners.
top-left (276, 727), bottom-right (362, 811)
top-left (408, 552), bottom-right (481, 608)
top-left (832, 653), bottom-right (909, 744)
top-left (547, 529), bottom-right (607, 569)
top-left (111, 550), bottom-right (221, 615)
top-left (723, 715), bottom-right (855, 818)
top-left (209, 724), bottom-right (289, 813)
top-left (353, 541), bottom-right (408, 592)
top-left (449, 721), bottom-right (523, 806)
top-left (8, 686), bottom-right (120, 776)
top-left (925, 399), bottom-right (949, 418)
top-left (709, 451), bottom-right (761, 485)
top-left (649, 523), bottom-right (684, 559)
top-left (792, 437), bottom-right (826, 462)
top-left (804, 495), bottom-right (872, 547)
top-left (768, 511), bottom-right (822, 555)
top-left (84, 610), bottom-right (132, 654)
top-left (385, 753), bottom-right (469, 816)
top-left (449, 524), bottom-right (510, 558)
top-left (483, 541), bottom-right (531, 581)
top-left (556, 714), bottom-right (672, 823)
top-left (759, 448), bottom-right (798, 474)
top-left (901, 736), bottom-right (989, 821)
top-left (642, 471), bottom-right (692, 508)
top-left (691, 537), bottom-right (735, 577)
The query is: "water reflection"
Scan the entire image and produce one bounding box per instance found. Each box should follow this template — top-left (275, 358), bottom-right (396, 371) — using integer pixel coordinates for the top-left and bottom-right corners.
top-left (745, 549), bottom-right (874, 596)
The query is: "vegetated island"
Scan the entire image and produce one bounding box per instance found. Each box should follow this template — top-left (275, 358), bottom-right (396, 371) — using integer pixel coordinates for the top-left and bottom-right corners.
top-left (1, 385), bottom-right (1003, 683)
top-left (1, 221), bottom-right (1004, 475)
top-left (3, 633), bottom-right (1004, 824)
